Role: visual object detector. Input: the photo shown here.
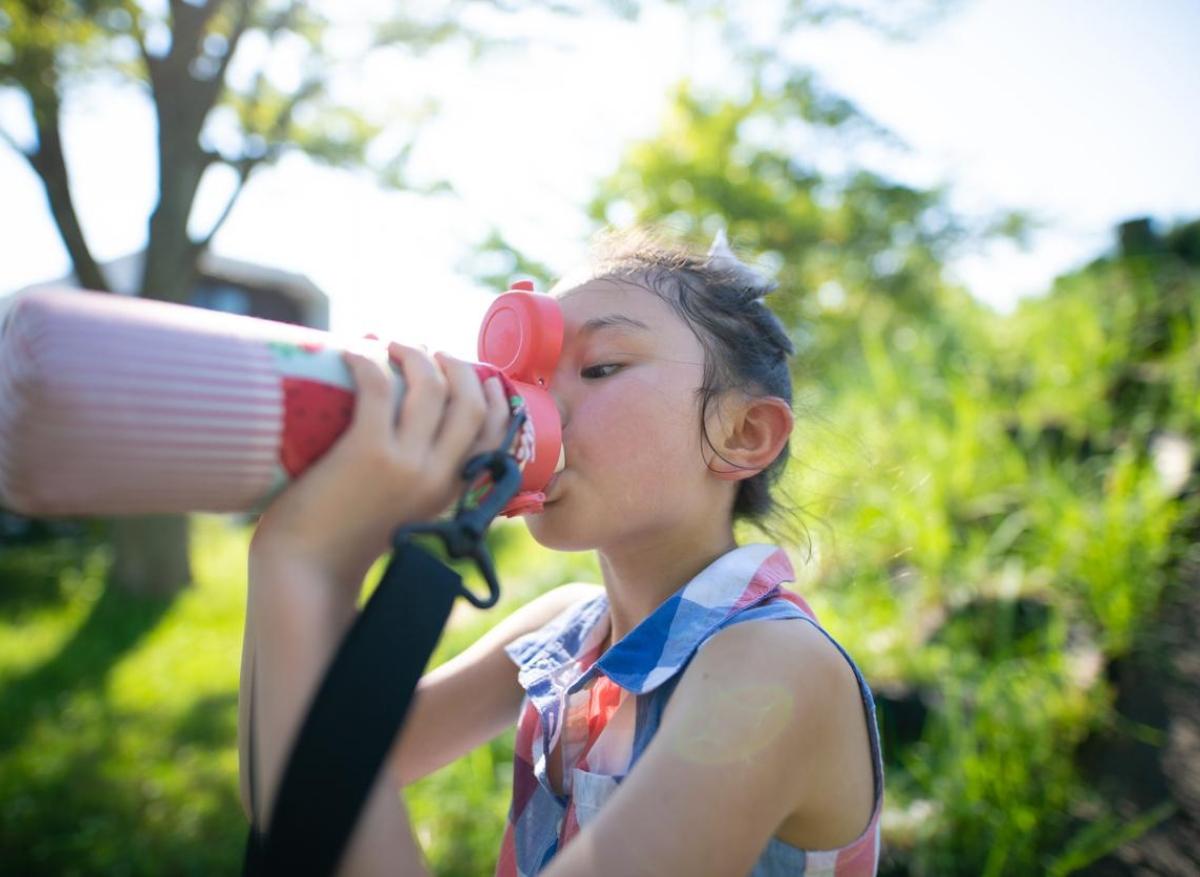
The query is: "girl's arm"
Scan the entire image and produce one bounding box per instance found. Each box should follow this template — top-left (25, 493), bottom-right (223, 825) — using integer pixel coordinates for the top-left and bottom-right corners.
top-left (238, 556), bottom-right (601, 875)
top-left (241, 552), bottom-right (429, 876)
top-left (390, 582), bottom-right (604, 788)
top-left (539, 619), bottom-right (876, 877)
top-left (234, 342), bottom-right (516, 876)
top-left (237, 583), bottom-right (256, 819)
top-left (239, 553), bottom-right (356, 830)
top-left (236, 578), bottom-right (602, 817)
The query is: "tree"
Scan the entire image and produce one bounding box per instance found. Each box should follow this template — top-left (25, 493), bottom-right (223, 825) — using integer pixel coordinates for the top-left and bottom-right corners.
top-left (0, 0), bottom-right (624, 596)
top-left (0, 0), bottom-right (973, 597)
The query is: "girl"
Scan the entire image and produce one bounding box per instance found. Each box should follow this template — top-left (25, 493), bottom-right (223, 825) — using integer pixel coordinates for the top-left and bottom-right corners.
top-left (238, 227), bottom-right (883, 876)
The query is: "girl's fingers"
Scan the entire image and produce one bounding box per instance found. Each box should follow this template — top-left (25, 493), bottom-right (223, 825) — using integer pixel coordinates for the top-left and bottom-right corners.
top-left (387, 342), bottom-right (447, 455)
top-left (431, 352), bottom-right (489, 461)
top-left (476, 376), bottom-right (513, 455)
top-left (341, 350), bottom-right (397, 439)
top-left (351, 344), bottom-right (512, 485)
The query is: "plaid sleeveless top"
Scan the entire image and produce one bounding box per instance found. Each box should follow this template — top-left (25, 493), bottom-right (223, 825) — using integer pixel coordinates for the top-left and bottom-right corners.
top-left (494, 543), bottom-right (884, 876)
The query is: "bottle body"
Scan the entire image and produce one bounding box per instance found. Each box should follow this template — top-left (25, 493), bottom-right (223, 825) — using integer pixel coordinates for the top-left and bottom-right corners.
top-left (0, 287), bottom-right (557, 518)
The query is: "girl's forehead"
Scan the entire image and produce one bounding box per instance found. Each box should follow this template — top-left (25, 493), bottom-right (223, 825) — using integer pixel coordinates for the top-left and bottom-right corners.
top-left (552, 275), bottom-right (707, 371)
top-left (553, 276), bottom-right (674, 330)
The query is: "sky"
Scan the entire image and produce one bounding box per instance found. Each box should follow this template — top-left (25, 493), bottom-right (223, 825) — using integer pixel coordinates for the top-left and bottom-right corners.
top-left (0, 0), bottom-right (1197, 359)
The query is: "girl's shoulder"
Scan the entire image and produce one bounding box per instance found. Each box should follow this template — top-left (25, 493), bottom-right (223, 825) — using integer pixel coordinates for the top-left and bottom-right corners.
top-left (668, 609), bottom-right (883, 857)
top-left (698, 590), bottom-right (880, 764)
top-left (685, 604), bottom-right (869, 724)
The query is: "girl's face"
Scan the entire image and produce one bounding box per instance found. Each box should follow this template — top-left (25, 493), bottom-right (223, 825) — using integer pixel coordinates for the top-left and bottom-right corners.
top-left (525, 276), bottom-right (734, 552)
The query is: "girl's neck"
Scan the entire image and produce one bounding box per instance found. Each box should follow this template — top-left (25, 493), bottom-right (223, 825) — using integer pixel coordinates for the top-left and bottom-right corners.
top-left (597, 525), bottom-right (738, 647)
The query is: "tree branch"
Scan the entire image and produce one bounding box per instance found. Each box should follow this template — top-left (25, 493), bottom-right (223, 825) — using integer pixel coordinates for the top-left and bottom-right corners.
top-left (190, 155), bottom-right (260, 255)
top-left (270, 77), bottom-right (323, 140)
top-left (0, 126), bottom-right (35, 169)
top-left (142, 0), bottom-right (255, 305)
top-left (193, 0), bottom-right (255, 116)
top-left (155, 0), bottom-right (228, 112)
top-left (217, 0), bottom-right (255, 83)
top-left (126, 4), bottom-right (157, 85)
top-left (168, 0), bottom-right (226, 58)
top-left (190, 63), bottom-right (319, 257)
top-left (26, 102), bottom-right (109, 292)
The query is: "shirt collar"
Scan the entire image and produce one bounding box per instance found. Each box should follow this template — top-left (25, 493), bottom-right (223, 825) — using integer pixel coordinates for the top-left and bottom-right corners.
top-left (506, 543), bottom-right (795, 697)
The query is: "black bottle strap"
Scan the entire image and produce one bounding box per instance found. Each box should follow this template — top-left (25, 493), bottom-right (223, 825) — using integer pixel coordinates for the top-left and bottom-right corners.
top-left (242, 418), bottom-right (526, 875)
top-left (242, 540), bottom-right (459, 876)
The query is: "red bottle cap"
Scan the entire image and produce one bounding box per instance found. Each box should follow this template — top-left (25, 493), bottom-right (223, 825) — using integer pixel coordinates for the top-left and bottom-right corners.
top-left (499, 491), bottom-right (547, 518)
top-left (477, 284), bottom-right (564, 517)
top-left (477, 286), bottom-right (563, 389)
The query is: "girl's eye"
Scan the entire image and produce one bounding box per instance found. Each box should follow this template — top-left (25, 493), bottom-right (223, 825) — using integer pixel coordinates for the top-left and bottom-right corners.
top-left (581, 363), bottom-right (621, 380)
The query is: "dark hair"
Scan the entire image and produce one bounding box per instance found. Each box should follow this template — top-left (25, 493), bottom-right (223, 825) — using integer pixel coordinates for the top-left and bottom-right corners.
top-left (561, 224), bottom-right (808, 550)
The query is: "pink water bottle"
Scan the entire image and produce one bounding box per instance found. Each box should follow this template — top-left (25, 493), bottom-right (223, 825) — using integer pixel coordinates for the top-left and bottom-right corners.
top-left (0, 281), bottom-right (563, 519)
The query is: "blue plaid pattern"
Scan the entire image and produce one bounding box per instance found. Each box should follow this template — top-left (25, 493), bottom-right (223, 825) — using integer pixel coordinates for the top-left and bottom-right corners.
top-left (494, 543), bottom-right (884, 876)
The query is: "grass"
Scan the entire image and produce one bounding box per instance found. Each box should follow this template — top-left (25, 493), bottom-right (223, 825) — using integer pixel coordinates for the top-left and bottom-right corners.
top-left (0, 515), bottom-right (598, 875)
top-left (0, 519), bottom-right (247, 875)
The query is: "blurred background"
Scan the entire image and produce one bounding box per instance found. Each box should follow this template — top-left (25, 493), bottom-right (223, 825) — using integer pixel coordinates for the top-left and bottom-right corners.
top-left (1, 0), bottom-right (1198, 874)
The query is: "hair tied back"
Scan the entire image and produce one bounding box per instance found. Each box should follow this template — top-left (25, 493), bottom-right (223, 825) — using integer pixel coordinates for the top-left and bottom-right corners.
top-left (705, 228), bottom-right (777, 301)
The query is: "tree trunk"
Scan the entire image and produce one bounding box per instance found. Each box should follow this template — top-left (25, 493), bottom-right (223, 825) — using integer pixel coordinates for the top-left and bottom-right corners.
top-left (104, 7), bottom-right (235, 599)
top-left (106, 514), bottom-right (193, 598)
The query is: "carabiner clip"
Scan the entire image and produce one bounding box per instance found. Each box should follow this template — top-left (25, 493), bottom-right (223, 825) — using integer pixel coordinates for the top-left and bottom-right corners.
top-left (392, 410), bottom-right (527, 609)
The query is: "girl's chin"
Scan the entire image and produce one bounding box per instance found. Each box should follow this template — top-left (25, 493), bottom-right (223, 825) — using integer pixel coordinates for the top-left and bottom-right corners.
top-left (523, 506), bottom-right (600, 552)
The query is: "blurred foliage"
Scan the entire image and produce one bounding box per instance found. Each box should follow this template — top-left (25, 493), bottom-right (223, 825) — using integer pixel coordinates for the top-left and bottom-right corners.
top-left (577, 74), bottom-right (1199, 873)
top-left (460, 228), bottom-right (559, 296)
top-left (500, 69), bottom-right (1194, 871)
top-left (585, 77), bottom-right (1031, 375)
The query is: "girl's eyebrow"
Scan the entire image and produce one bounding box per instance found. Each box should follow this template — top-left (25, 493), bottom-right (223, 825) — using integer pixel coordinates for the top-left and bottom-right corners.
top-left (577, 314), bottom-right (652, 336)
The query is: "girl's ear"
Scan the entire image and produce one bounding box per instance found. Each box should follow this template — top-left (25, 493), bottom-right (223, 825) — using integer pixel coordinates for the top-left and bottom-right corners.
top-left (706, 394), bottom-right (794, 482)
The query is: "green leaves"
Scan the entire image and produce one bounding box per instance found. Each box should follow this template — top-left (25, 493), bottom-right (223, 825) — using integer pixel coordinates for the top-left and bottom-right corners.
top-left (587, 75), bottom-right (1009, 380)
top-left (579, 57), bottom-right (1199, 872)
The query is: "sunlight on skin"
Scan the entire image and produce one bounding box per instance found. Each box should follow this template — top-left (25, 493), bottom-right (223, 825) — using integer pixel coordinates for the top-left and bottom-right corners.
top-left (668, 682), bottom-right (794, 765)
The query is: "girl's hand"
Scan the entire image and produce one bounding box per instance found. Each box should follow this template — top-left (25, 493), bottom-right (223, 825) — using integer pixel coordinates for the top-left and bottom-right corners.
top-left (248, 342), bottom-right (513, 591)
